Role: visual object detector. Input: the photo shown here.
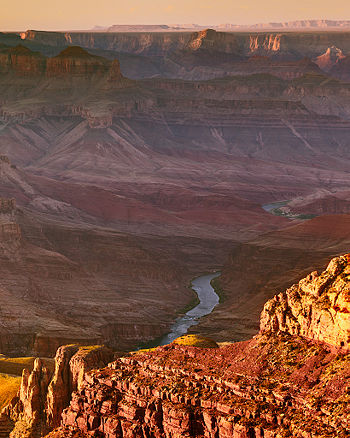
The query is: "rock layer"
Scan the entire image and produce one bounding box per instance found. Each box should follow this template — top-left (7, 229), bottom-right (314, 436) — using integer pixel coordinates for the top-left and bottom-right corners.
top-left (46, 333), bottom-right (349, 438)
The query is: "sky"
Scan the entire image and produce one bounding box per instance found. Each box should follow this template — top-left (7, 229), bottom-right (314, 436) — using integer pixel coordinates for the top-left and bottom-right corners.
top-left (1, 0), bottom-right (350, 31)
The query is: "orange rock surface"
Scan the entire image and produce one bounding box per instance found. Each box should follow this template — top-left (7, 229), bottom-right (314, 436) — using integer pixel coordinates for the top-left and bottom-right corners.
top-left (260, 254), bottom-right (350, 350)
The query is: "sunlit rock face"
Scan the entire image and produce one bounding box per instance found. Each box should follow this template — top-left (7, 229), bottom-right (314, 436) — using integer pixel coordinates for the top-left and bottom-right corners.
top-left (3, 345), bottom-right (113, 437)
top-left (260, 254), bottom-right (350, 350)
top-left (314, 46), bottom-right (346, 72)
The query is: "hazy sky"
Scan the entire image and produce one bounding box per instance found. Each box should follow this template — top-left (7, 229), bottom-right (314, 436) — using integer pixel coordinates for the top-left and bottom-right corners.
top-left (2, 0), bottom-right (350, 31)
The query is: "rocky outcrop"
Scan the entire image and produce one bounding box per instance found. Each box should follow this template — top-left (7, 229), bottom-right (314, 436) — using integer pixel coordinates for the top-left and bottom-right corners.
top-left (260, 254), bottom-right (350, 350)
top-left (314, 46), bottom-right (345, 72)
top-left (46, 332), bottom-right (349, 438)
top-left (3, 345), bottom-right (113, 437)
top-left (4, 358), bottom-right (52, 438)
top-left (0, 258), bottom-right (348, 438)
top-left (187, 29), bottom-right (240, 53)
top-left (45, 47), bottom-right (111, 78)
top-left (0, 45), bottom-right (46, 76)
top-left (19, 30), bottom-right (193, 57)
top-left (0, 45), bottom-right (129, 84)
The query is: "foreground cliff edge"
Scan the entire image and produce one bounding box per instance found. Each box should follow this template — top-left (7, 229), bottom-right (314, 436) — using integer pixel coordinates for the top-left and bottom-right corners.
top-left (1, 255), bottom-right (349, 437)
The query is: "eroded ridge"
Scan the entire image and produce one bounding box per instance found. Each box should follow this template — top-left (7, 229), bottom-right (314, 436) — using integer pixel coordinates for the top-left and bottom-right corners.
top-left (46, 331), bottom-right (348, 438)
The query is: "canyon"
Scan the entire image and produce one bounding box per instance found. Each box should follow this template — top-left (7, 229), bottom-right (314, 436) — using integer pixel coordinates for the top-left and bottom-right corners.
top-left (0, 254), bottom-right (348, 437)
top-left (0, 29), bottom-right (350, 357)
top-left (0, 25), bottom-right (348, 437)
top-left (7, 28), bottom-right (350, 80)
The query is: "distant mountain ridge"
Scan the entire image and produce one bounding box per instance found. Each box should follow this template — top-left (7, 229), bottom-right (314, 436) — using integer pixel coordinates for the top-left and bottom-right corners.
top-left (85, 20), bottom-right (350, 32)
top-left (219, 19), bottom-right (350, 30)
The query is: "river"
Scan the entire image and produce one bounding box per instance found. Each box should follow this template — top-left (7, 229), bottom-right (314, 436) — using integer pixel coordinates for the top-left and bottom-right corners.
top-left (158, 272), bottom-right (220, 346)
top-left (262, 201), bottom-right (288, 212)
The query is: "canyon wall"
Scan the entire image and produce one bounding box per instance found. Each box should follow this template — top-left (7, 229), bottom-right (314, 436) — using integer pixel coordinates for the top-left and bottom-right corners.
top-left (19, 29), bottom-right (350, 59)
top-left (3, 29), bottom-right (350, 80)
top-left (20, 31), bottom-right (192, 56)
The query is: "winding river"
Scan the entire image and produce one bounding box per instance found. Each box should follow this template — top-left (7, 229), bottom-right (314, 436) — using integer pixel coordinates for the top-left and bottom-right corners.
top-left (158, 272), bottom-right (220, 346)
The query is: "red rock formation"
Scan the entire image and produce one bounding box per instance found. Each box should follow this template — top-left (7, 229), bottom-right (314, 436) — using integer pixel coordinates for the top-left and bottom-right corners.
top-left (187, 29), bottom-right (240, 54)
top-left (46, 333), bottom-right (349, 438)
top-left (3, 345), bottom-right (113, 437)
top-left (3, 358), bottom-right (51, 437)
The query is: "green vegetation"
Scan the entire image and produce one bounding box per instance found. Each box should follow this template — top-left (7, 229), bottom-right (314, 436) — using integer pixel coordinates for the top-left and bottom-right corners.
top-left (297, 214), bottom-right (317, 220)
top-left (210, 276), bottom-right (226, 303)
top-left (270, 208), bottom-right (316, 220)
top-left (178, 289), bottom-right (200, 315)
top-left (135, 335), bottom-right (166, 351)
top-left (173, 334), bottom-right (218, 348)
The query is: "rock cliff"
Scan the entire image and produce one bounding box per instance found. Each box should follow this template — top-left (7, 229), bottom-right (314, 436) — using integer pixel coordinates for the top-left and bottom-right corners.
top-left (260, 254), bottom-right (350, 350)
top-left (314, 46), bottom-right (345, 72)
top-left (4, 29), bottom-right (350, 80)
top-left (46, 333), bottom-right (348, 437)
top-left (3, 345), bottom-right (113, 437)
top-left (187, 29), bottom-right (240, 53)
top-left (0, 44), bottom-right (128, 84)
top-left (45, 47), bottom-right (111, 77)
top-left (18, 29), bottom-right (350, 59)
top-left (0, 45), bottom-right (46, 76)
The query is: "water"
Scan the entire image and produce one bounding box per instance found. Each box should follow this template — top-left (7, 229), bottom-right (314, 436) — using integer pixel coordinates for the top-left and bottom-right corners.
top-left (158, 272), bottom-right (220, 346)
top-left (262, 201), bottom-right (288, 212)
